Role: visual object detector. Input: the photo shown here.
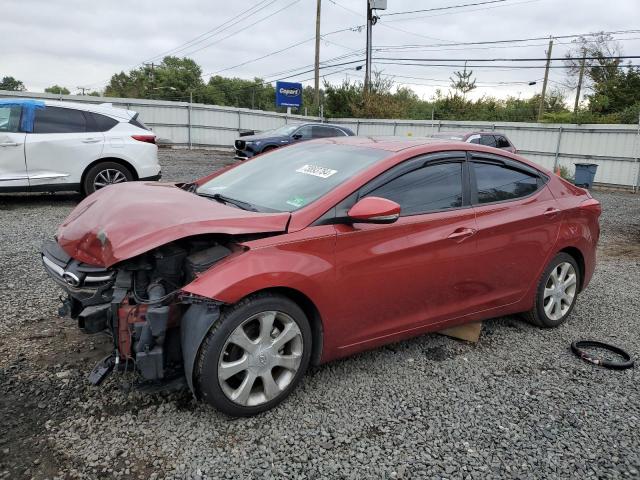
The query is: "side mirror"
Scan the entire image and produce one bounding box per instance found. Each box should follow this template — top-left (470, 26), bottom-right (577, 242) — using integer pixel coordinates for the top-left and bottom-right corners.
top-left (347, 197), bottom-right (400, 224)
top-left (292, 133), bottom-right (303, 140)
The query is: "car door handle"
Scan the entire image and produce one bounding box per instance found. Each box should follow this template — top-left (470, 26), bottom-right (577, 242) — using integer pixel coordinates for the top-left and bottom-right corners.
top-left (448, 227), bottom-right (477, 240)
top-left (543, 207), bottom-right (561, 218)
top-left (82, 138), bottom-right (102, 143)
top-left (0, 142), bottom-right (19, 147)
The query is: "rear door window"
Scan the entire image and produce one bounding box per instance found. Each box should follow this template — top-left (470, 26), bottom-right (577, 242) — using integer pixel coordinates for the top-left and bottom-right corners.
top-left (495, 136), bottom-right (511, 148)
top-left (479, 135), bottom-right (497, 147)
top-left (473, 162), bottom-right (539, 204)
top-left (311, 126), bottom-right (346, 138)
top-left (32, 106), bottom-right (87, 134)
top-left (86, 112), bottom-right (118, 132)
top-left (367, 162), bottom-right (464, 216)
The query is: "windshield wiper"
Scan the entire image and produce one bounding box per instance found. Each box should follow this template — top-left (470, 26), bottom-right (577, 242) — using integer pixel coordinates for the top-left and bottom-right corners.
top-left (198, 192), bottom-right (258, 212)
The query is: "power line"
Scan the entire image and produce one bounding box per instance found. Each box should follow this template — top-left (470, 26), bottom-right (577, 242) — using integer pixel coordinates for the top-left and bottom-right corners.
top-left (382, 0), bottom-right (540, 23)
top-left (381, 0), bottom-right (508, 17)
top-left (374, 55), bottom-right (640, 63)
top-left (179, 0), bottom-right (303, 58)
top-left (141, 0), bottom-right (278, 63)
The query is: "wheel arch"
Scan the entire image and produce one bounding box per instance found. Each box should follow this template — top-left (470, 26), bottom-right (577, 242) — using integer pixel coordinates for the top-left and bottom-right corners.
top-left (558, 246), bottom-right (586, 292)
top-left (80, 157), bottom-right (139, 194)
top-left (241, 286), bottom-right (324, 366)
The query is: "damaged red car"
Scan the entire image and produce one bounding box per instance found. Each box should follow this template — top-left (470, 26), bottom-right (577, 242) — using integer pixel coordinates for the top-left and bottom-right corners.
top-left (41, 137), bottom-right (601, 416)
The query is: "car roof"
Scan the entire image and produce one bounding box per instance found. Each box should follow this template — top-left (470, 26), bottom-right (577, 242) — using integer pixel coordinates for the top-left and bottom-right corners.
top-left (435, 131), bottom-right (510, 138)
top-left (40, 99), bottom-right (136, 121)
top-left (310, 135), bottom-right (463, 152)
top-left (308, 135), bottom-right (544, 170)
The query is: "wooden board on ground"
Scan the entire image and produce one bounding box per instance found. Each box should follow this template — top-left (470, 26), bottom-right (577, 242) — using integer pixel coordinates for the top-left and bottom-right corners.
top-left (438, 322), bottom-right (483, 343)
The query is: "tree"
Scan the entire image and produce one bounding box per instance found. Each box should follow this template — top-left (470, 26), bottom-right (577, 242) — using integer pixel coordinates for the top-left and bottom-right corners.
top-left (45, 85), bottom-right (70, 95)
top-left (0, 76), bottom-right (25, 91)
top-left (104, 56), bottom-right (204, 101)
top-left (449, 63), bottom-right (476, 98)
top-left (563, 32), bottom-right (622, 92)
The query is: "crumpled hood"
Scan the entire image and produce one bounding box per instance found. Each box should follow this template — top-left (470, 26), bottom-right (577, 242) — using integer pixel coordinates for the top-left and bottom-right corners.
top-left (56, 182), bottom-right (290, 267)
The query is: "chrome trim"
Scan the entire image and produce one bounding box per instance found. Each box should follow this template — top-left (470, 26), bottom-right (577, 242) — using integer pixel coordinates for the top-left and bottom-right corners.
top-left (42, 256), bottom-right (65, 276)
top-left (85, 275), bottom-right (114, 283)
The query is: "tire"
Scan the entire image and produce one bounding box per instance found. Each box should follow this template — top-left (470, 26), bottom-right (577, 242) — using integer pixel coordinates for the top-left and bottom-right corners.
top-left (195, 292), bottom-right (312, 417)
top-left (523, 252), bottom-right (581, 328)
top-left (83, 161), bottom-right (133, 195)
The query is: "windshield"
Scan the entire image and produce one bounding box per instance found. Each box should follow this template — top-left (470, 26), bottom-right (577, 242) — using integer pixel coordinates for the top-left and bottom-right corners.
top-left (197, 143), bottom-right (389, 212)
top-left (268, 124), bottom-right (301, 136)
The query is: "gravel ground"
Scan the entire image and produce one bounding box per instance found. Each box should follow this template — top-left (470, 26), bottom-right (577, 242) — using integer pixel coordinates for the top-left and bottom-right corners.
top-left (0, 149), bottom-right (639, 479)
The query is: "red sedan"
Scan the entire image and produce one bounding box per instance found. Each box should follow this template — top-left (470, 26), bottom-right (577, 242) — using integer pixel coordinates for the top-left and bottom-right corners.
top-left (42, 137), bottom-right (601, 416)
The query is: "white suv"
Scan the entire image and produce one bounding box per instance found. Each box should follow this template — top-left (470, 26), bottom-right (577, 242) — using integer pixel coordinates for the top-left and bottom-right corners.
top-left (0, 99), bottom-right (161, 195)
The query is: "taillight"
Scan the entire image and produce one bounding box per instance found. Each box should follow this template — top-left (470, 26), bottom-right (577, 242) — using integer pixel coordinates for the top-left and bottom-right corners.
top-left (580, 198), bottom-right (602, 216)
top-left (132, 135), bottom-right (156, 144)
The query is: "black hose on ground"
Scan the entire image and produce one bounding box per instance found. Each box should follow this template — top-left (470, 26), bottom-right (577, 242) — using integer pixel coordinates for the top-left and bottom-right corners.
top-left (571, 340), bottom-right (635, 370)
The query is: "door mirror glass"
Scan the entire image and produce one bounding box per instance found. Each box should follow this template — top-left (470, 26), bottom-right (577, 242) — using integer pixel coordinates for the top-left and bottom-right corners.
top-left (347, 197), bottom-right (400, 224)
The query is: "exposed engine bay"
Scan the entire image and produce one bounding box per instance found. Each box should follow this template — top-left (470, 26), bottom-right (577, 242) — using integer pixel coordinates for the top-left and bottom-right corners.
top-left (41, 236), bottom-right (237, 389)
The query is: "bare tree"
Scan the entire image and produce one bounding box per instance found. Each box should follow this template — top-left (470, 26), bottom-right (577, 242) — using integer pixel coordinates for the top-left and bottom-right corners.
top-left (563, 32), bottom-right (623, 91)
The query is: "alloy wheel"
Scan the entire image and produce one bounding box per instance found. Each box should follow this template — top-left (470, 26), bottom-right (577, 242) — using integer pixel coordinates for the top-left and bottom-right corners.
top-left (93, 168), bottom-right (128, 190)
top-left (543, 261), bottom-right (577, 321)
top-left (217, 311), bottom-right (303, 407)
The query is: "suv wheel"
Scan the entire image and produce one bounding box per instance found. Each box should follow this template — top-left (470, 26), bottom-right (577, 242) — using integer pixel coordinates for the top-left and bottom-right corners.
top-left (83, 162), bottom-right (133, 195)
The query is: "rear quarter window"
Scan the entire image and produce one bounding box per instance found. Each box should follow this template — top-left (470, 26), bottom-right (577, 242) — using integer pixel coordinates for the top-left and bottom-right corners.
top-left (87, 112), bottom-right (118, 132)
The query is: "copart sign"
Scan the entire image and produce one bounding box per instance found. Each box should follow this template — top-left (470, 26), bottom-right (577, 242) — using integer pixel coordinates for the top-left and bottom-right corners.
top-left (275, 81), bottom-right (303, 108)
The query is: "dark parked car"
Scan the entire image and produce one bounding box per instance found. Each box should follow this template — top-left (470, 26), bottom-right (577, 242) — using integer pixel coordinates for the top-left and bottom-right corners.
top-left (234, 122), bottom-right (354, 159)
top-left (42, 137), bottom-right (600, 417)
top-left (430, 131), bottom-right (517, 153)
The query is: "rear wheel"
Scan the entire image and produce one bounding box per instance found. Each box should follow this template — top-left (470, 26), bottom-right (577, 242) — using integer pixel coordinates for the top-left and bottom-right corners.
top-left (195, 293), bottom-right (312, 417)
top-left (523, 252), bottom-right (580, 328)
top-left (83, 161), bottom-right (133, 195)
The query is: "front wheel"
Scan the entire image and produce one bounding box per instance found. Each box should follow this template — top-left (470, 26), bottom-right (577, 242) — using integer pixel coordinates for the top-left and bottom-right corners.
top-left (523, 252), bottom-right (580, 328)
top-left (83, 161), bottom-right (133, 195)
top-left (195, 293), bottom-right (312, 417)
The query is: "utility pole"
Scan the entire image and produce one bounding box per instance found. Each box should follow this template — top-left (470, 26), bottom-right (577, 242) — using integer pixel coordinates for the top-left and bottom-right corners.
top-left (364, 1), bottom-right (386, 93)
top-left (314, 0), bottom-right (322, 109)
top-left (537, 37), bottom-right (554, 121)
top-left (77, 87), bottom-right (86, 95)
top-left (364, 1), bottom-right (373, 93)
top-left (573, 48), bottom-right (587, 120)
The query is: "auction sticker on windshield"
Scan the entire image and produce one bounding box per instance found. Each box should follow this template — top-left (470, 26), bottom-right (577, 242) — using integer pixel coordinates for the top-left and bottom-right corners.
top-left (296, 164), bottom-right (338, 179)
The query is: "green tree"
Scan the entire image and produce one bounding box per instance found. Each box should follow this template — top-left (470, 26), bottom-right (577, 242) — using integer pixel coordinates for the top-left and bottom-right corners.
top-left (449, 64), bottom-right (476, 99)
top-left (0, 76), bottom-right (25, 91)
top-left (105, 56), bottom-right (204, 101)
top-left (45, 85), bottom-right (70, 95)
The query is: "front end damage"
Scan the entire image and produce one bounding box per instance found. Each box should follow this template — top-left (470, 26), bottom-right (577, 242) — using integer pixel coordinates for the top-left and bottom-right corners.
top-left (41, 237), bottom-right (233, 391)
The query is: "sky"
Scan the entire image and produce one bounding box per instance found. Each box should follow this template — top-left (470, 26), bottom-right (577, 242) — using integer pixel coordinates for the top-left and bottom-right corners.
top-left (2, 0), bottom-right (640, 102)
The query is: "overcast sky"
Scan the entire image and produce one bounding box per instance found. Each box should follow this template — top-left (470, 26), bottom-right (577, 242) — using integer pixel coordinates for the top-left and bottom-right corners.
top-left (2, 0), bottom-right (640, 102)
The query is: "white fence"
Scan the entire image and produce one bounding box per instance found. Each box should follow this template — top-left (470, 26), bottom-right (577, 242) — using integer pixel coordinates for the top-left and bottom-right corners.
top-left (2, 90), bottom-right (640, 189)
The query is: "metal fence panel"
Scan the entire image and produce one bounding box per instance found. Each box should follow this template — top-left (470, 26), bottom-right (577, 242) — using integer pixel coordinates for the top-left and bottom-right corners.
top-left (1, 90), bottom-right (638, 189)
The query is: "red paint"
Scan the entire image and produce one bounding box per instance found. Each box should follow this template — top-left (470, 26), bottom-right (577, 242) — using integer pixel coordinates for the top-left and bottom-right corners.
top-left (347, 196), bottom-right (401, 222)
top-left (57, 137), bottom-right (600, 364)
top-left (56, 181), bottom-right (290, 267)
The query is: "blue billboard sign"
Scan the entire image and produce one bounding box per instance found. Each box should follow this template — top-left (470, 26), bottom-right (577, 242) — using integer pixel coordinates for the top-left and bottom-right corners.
top-left (275, 81), bottom-right (303, 108)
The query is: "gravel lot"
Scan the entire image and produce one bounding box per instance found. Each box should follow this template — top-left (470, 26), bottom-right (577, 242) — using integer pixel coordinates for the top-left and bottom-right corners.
top-left (1, 148), bottom-right (639, 479)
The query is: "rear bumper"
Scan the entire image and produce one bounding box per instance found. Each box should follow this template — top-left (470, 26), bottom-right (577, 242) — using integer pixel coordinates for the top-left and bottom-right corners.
top-left (140, 172), bottom-right (162, 181)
